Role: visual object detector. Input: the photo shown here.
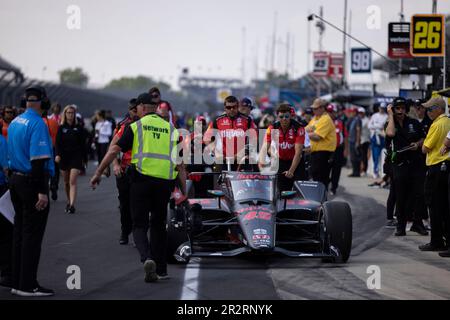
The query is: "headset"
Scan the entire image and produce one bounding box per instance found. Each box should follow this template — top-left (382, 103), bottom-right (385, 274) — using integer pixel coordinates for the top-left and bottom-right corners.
top-left (25, 86), bottom-right (51, 111)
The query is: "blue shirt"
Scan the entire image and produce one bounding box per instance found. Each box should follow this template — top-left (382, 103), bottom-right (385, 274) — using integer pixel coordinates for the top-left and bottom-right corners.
top-left (0, 135), bottom-right (7, 185)
top-left (7, 108), bottom-right (55, 176)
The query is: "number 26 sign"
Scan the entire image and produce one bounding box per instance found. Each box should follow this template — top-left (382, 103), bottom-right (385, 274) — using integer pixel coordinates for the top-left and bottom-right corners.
top-left (411, 14), bottom-right (445, 57)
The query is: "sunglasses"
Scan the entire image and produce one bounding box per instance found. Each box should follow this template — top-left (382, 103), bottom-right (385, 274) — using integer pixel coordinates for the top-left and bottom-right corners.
top-left (4, 110), bottom-right (13, 114)
top-left (278, 113), bottom-right (290, 119)
top-left (151, 93), bottom-right (160, 98)
top-left (225, 105), bottom-right (238, 110)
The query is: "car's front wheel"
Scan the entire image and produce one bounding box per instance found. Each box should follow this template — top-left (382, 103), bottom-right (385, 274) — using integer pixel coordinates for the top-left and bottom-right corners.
top-left (321, 201), bottom-right (352, 263)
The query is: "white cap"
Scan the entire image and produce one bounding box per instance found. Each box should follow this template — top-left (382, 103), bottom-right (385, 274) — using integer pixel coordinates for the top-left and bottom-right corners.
top-left (358, 107), bottom-right (365, 113)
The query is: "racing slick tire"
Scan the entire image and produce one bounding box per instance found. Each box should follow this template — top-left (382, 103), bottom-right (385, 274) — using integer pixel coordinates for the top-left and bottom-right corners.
top-left (322, 201), bottom-right (352, 263)
top-left (167, 207), bottom-right (190, 264)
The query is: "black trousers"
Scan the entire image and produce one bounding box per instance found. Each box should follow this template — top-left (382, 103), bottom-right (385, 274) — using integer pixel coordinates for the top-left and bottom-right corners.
top-left (393, 163), bottom-right (423, 230)
top-left (387, 177), bottom-right (396, 220)
top-left (9, 174), bottom-right (49, 290)
top-left (349, 142), bottom-right (361, 176)
top-left (424, 163), bottom-right (450, 246)
top-left (330, 145), bottom-right (345, 192)
top-left (116, 171), bottom-right (133, 236)
top-left (278, 159), bottom-right (307, 192)
top-left (310, 151), bottom-right (333, 190)
top-left (129, 170), bottom-right (174, 274)
top-left (0, 184), bottom-right (12, 278)
top-left (360, 142), bottom-right (370, 173)
top-left (414, 166), bottom-right (428, 220)
top-left (96, 142), bottom-right (109, 163)
top-left (50, 161), bottom-right (59, 193)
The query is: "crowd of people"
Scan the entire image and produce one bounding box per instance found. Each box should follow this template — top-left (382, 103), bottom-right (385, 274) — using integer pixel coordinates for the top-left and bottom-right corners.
top-left (1, 84), bottom-right (450, 297)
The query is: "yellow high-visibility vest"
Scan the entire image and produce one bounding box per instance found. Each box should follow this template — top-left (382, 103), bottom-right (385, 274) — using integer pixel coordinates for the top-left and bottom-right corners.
top-left (130, 113), bottom-right (179, 180)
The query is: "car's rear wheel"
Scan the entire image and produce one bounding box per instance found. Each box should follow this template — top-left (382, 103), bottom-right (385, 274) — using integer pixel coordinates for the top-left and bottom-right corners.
top-left (167, 207), bottom-right (190, 264)
top-left (321, 201), bottom-right (352, 263)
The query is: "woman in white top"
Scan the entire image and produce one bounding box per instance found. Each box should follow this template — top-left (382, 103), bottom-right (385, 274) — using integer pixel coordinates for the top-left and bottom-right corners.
top-left (94, 110), bottom-right (113, 176)
top-left (368, 104), bottom-right (388, 178)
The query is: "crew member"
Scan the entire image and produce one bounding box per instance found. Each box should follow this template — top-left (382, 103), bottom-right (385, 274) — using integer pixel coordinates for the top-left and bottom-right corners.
top-left (42, 111), bottom-right (59, 201)
top-left (305, 99), bottom-right (336, 189)
top-left (150, 87), bottom-right (177, 127)
top-left (420, 97), bottom-right (450, 251)
top-left (90, 93), bottom-right (186, 282)
top-left (0, 106), bottom-right (16, 138)
top-left (385, 97), bottom-right (427, 236)
top-left (7, 86), bottom-right (55, 297)
top-left (110, 98), bottom-right (138, 245)
top-left (204, 95), bottom-right (256, 170)
top-left (239, 97), bottom-right (253, 117)
top-left (260, 103), bottom-right (305, 191)
top-left (327, 104), bottom-right (348, 195)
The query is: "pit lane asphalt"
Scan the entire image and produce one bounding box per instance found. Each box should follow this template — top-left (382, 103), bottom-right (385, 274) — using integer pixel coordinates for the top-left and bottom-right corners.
top-left (2, 165), bottom-right (450, 300)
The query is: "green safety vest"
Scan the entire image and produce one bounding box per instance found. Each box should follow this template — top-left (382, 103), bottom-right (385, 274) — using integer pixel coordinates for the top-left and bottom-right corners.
top-left (130, 113), bottom-right (179, 180)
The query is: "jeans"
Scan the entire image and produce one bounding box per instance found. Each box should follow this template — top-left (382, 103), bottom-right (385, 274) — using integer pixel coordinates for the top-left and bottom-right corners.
top-left (371, 135), bottom-right (385, 176)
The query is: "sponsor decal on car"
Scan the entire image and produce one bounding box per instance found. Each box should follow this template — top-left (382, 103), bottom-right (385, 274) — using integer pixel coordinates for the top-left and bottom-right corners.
top-left (236, 174), bottom-right (271, 180)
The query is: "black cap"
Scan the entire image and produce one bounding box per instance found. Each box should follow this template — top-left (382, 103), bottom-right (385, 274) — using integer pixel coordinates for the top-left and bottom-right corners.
top-left (136, 93), bottom-right (155, 105)
top-left (148, 87), bottom-right (160, 95)
top-left (393, 97), bottom-right (407, 107)
top-left (25, 85), bottom-right (46, 100)
top-left (241, 97), bottom-right (253, 108)
top-left (129, 98), bottom-right (137, 109)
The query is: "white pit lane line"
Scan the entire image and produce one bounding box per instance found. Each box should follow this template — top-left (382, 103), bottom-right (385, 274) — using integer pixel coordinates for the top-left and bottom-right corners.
top-left (180, 258), bottom-right (201, 300)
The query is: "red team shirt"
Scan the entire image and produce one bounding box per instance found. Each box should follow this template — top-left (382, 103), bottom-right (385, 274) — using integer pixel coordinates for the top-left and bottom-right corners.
top-left (265, 122), bottom-right (305, 160)
top-left (333, 119), bottom-right (347, 147)
top-left (114, 117), bottom-right (133, 169)
top-left (204, 113), bottom-right (256, 158)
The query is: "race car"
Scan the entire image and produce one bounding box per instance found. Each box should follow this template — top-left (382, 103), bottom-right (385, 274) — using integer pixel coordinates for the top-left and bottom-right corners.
top-left (167, 171), bottom-right (352, 264)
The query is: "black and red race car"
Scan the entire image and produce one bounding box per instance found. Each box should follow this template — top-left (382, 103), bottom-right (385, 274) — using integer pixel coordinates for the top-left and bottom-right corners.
top-left (167, 171), bottom-right (352, 264)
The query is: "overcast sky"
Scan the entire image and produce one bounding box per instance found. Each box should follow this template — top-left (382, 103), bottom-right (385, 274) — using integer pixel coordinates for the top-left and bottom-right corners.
top-left (0, 0), bottom-right (448, 89)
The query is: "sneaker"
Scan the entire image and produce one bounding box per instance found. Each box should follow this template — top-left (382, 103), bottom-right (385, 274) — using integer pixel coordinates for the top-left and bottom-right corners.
top-left (419, 243), bottom-right (446, 252)
top-left (157, 273), bottom-right (170, 280)
top-left (438, 249), bottom-right (450, 258)
top-left (15, 285), bottom-right (54, 297)
top-left (68, 206), bottom-right (76, 214)
top-left (348, 173), bottom-right (360, 177)
top-left (410, 223), bottom-right (429, 236)
top-left (385, 219), bottom-right (397, 228)
top-left (368, 182), bottom-right (381, 188)
top-left (144, 259), bottom-right (158, 283)
top-left (395, 229), bottom-right (406, 236)
top-left (65, 204), bottom-right (70, 213)
top-left (330, 189), bottom-right (336, 196)
top-left (119, 234), bottom-right (129, 245)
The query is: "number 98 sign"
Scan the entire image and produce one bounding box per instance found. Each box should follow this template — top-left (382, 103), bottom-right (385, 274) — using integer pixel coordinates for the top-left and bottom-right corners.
top-left (351, 48), bottom-right (372, 73)
top-left (411, 14), bottom-right (445, 56)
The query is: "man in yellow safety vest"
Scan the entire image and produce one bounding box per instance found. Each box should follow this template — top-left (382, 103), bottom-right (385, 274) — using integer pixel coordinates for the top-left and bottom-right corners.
top-left (90, 92), bottom-right (186, 283)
